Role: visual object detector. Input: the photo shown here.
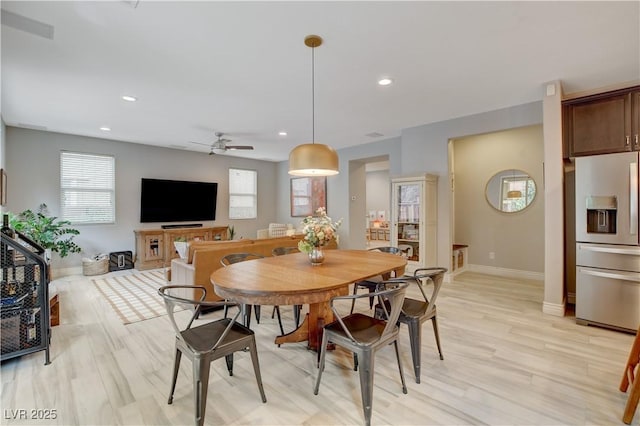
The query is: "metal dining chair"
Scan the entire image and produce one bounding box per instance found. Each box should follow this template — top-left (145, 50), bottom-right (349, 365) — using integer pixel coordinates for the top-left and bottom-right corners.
top-left (220, 253), bottom-right (284, 334)
top-left (350, 246), bottom-right (404, 314)
top-left (375, 267), bottom-right (447, 383)
top-left (314, 280), bottom-right (410, 426)
top-left (158, 285), bottom-right (267, 426)
top-left (272, 246), bottom-right (303, 328)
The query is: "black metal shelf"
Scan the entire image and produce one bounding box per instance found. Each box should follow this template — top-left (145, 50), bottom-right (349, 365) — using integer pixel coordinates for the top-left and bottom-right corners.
top-left (1, 230), bottom-right (50, 365)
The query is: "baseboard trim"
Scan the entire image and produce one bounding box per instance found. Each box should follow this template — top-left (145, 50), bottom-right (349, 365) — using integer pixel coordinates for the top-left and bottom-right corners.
top-left (467, 264), bottom-right (544, 281)
top-left (52, 266), bottom-right (82, 279)
top-left (543, 300), bottom-right (566, 317)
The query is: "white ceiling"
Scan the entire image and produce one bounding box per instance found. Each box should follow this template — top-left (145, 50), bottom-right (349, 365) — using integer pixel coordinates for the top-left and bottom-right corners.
top-left (2, 1), bottom-right (639, 162)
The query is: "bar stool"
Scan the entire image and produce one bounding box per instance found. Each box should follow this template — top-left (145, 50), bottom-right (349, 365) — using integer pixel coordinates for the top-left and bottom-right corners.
top-left (620, 325), bottom-right (640, 424)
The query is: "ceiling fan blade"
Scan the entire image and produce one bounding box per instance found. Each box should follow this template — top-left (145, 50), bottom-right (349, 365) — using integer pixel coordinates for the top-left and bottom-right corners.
top-left (226, 145), bottom-right (254, 150)
top-left (189, 141), bottom-right (212, 147)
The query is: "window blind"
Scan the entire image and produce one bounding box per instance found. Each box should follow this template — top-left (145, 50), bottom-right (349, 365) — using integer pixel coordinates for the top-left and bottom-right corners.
top-left (60, 151), bottom-right (115, 224)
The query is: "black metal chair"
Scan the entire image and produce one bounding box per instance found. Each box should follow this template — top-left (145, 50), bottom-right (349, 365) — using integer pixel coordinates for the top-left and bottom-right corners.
top-left (158, 285), bottom-right (267, 426)
top-left (220, 253), bottom-right (284, 334)
top-left (375, 267), bottom-right (447, 384)
top-left (314, 280), bottom-right (410, 426)
top-left (350, 246), bottom-right (404, 314)
top-left (271, 246), bottom-right (303, 328)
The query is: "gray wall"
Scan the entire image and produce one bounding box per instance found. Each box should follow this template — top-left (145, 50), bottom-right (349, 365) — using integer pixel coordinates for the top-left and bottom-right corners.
top-left (6, 100), bottom-right (544, 274)
top-left (275, 101), bottom-right (543, 269)
top-left (366, 170), bottom-right (390, 222)
top-left (453, 125), bottom-right (544, 273)
top-left (5, 127), bottom-right (278, 270)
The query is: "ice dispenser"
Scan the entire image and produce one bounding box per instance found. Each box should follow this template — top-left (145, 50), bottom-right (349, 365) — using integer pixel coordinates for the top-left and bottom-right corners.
top-left (586, 196), bottom-right (617, 234)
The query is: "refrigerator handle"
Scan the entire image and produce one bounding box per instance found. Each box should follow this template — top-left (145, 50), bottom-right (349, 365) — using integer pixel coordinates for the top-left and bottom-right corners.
top-left (581, 268), bottom-right (640, 283)
top-left (631, 162), bottom-right (638, 236)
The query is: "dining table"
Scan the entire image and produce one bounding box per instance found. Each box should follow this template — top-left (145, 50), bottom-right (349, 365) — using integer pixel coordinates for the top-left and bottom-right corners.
top-left (211, 249), bottom-right (407, 351)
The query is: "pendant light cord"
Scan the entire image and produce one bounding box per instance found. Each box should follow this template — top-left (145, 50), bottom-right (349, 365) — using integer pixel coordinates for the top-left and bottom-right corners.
top-left (311, 44), bottom-right (315, 144)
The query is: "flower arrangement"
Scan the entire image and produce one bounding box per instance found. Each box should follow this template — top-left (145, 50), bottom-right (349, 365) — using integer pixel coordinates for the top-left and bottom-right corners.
top-left (297, 207), bottom-right (342, 254)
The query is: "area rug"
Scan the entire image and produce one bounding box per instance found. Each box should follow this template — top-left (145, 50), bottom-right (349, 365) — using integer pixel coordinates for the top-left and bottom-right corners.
top-left (92, 269), bottom-right (172, 325)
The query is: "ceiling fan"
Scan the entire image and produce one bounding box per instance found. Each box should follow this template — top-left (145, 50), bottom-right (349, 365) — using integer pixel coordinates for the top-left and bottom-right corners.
top-left (191, 132), bottom-right (254, 155)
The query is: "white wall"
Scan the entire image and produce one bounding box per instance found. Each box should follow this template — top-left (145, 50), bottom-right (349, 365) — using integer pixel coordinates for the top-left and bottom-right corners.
top-left (5, 127), bottom-right (278, 269)
top-left (453, 125), bottom-right (544, 273)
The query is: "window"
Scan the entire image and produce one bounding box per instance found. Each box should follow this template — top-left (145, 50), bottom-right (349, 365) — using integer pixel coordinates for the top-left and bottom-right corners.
top-left (229, 168), bottom-right (257, 219)
top-left (60, 151), bottom-right (115, 224)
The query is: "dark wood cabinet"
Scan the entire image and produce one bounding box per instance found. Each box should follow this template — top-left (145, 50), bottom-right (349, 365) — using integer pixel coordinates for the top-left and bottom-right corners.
top-left (563, 86), bottom-right (640, 157)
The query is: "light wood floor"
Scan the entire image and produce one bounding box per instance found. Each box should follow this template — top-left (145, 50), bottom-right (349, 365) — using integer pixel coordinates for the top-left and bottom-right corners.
top-left (1, 270), bottom-right (637, 425)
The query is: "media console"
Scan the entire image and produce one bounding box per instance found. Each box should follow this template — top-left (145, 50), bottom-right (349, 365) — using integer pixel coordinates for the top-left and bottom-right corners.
top-left (133, 226), bottom-right (228, 270)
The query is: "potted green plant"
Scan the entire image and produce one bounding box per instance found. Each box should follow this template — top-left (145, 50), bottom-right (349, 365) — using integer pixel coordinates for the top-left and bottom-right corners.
top-left (9, 203), bottom-right (81, 259)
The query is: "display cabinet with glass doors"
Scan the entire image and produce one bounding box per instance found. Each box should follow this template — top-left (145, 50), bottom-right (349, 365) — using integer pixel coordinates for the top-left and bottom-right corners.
top-left (390, 174), bottom-right (438, 272)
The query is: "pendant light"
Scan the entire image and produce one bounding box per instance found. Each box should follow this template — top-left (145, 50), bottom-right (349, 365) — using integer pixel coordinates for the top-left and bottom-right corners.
top-left (288, 35), bottom-right (339, 176)
top-left (506, 169), bottom-right (523, 198)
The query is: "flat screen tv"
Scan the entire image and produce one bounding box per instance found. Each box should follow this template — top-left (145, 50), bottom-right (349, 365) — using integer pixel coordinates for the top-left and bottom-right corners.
top-left (140, 178), bottom-right (218, 223)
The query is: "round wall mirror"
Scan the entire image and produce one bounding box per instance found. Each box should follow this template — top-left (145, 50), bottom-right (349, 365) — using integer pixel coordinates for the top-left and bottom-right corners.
top-left (485, 169), bottom-right (536, 213)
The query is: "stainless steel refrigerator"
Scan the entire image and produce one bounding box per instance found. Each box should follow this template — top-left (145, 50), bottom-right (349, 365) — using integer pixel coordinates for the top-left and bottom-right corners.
top-left (575, 151), bottom-right (640, 333)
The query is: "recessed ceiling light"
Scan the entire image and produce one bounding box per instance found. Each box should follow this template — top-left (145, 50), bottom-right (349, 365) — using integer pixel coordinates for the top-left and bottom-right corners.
top-left (378, 78), bottom-right (393, 86)
top-left (100, 126), bottom-right (111, 131)
top-left (121, 95), bottom-right (137, 102)
top-left (279, 131), bottom-right (288, 136)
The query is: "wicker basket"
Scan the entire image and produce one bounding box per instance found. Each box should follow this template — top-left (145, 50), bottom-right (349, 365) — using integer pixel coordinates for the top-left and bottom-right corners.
top-left (83, 256), bottom-right (109, 276)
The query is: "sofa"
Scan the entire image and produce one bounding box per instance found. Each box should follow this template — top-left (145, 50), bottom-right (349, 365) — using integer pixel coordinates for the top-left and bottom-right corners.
top-left (170, 235), bottom-right (306, 302)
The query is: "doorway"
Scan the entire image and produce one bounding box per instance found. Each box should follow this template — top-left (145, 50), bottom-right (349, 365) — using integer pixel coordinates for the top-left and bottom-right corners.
top-left (347, 156), bottom-right (390, 250)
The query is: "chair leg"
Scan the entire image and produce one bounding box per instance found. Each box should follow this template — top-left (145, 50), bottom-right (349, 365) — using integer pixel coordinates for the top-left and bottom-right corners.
top-left (350, 283), bottom-right (359, 314)
top-left (242, 304), bottom-right (252, 328)
top-left (407, 320), bottom-right (422, 384)
top-left (248, 338), bottom-right (267, 403)
top-left (254, 305), bottom-right (261, 323)
top-left (294, 305), bottom-right (302, 327)
top-left (353, 353), bottom-right (359, 371)
top-left (624, 372), bottom-right (640, 424)
top-left (357, 350), bottom-right (375, 426)
top-left (313, 332), bottom-right (330, 394)
top-left (432, 316), bottom-right (444, 360)
top-left (225, 354), bottom-right (234, 376)
top-left (393, 340), bottom-right (408, 394)
top-left (193, 356), bottom-right (211, 426)
top-left (168, 347), bottom-right (182, 404)
top-left (368, 287), bottom-right (375, 309)
top-left (273, 306), bottom-right (284, 335)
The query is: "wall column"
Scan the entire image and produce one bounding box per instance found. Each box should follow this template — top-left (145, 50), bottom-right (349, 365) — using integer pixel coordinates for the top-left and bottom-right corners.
top-left (542, 80), bottom-right (566, 316)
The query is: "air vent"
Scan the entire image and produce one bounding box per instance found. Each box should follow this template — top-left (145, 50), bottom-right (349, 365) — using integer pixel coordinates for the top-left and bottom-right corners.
top-left (2, 10), bottom-right (54, 39)
top-left (365, 132), bottom-right (384, 138)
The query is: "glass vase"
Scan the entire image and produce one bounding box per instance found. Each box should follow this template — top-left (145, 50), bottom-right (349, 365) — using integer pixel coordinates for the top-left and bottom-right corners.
top-left (308, 246), bottom-right (325, 266)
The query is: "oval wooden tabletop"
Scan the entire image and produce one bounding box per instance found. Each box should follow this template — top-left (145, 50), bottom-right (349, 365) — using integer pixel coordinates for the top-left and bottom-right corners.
top-left (211, 249), bottom-right (407, 306)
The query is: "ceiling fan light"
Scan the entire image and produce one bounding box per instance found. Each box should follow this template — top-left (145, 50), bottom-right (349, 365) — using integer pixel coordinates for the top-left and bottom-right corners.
top-left (289, 143), bottom-right (339, 176)
top-left (212, 147), bottom-right (226, 155)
